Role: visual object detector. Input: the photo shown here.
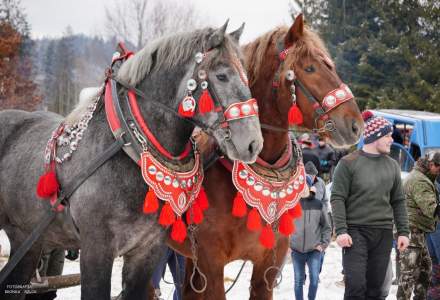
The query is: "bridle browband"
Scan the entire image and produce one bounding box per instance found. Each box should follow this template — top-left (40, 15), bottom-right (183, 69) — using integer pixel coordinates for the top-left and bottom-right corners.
top-left (270, 38), bottom-right (354, 133)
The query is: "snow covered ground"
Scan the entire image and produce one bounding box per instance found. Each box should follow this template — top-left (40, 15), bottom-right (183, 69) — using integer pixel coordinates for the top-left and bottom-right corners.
top-left (0, 230), bottom-right (398, 299)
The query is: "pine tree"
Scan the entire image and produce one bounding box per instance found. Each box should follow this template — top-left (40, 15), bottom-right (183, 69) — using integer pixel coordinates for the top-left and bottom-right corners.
top-left (294, 0), bottom-right (440, 112)
top-left (49, 26), bottom-right (78, 115)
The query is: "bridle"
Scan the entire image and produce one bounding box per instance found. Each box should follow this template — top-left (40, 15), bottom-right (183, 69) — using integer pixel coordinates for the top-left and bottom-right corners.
top-left (271, 39), bottom-right (354, 134)
top-left (107, 43), bottom-right (258, 163)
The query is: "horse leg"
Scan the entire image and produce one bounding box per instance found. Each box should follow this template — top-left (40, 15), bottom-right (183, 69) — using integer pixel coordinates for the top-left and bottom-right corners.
top-left (249, 239), bottom-right (289, 300)
top-left (79, 239), bottom-right (114, 300)
top-left (119, 243), bottom-right (165, 300)
top-left (1, 228), bottom-right (42, 300)
top-left (182, 258), bottom-right (226, 300)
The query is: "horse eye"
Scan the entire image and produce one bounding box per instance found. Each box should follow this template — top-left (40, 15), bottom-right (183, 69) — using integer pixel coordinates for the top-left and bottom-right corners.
top-left (304, 65), bottom-right (315, 73)
top-left (216, 74), bottom-right (228, 82)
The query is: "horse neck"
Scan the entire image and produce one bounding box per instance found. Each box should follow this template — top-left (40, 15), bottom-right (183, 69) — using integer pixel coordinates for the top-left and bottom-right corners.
top-left (244, 44), bottom-right (289, 165)
top-left (132, 70), bottom-right (195, 157)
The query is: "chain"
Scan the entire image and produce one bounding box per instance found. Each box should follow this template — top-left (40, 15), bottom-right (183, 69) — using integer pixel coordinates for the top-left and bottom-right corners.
top-left (188, 224), bottom-right (207, 293)
top-left (129, 122), bottom-right (148, 152)
top-left (263, 218), bottom-right (283, 292)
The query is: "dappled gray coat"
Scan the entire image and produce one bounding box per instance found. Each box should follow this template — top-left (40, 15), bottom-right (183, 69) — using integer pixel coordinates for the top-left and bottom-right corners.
top-left (290, 195), bottom-right (331, 253)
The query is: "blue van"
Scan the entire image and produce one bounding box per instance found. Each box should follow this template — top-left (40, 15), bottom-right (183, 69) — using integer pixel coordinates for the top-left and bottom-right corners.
top-left (359, 109), bottom-right (440, 172)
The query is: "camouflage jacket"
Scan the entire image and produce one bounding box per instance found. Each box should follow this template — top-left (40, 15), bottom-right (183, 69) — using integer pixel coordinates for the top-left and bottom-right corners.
top-left (404, 168), bottom-right (439, 232)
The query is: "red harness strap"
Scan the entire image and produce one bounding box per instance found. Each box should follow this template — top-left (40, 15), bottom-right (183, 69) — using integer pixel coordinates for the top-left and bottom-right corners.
top-left (104, 80), bottom-right (122, 132)
top-left (127, 90), bottom-right (192, 160)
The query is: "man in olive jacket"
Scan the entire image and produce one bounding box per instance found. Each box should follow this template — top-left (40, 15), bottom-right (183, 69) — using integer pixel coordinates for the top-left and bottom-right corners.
top-left (331, 111), bottom-right (409, 300)
top-left (397, 152), bottom-right (440, 300)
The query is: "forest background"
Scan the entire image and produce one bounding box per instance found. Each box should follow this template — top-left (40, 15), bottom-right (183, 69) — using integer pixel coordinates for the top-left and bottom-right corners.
top-left (1, 0), bottom-right (439, 114)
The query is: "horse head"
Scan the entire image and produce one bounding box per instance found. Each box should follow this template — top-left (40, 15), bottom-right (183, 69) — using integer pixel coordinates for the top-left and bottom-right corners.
top-left (244, 14), bottom-right (363, 150)
top-left (117, 22), bottom-right (263, 163)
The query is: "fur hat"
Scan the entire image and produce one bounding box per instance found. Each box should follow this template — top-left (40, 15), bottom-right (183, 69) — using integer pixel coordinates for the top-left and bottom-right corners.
top-left (362, 111), bottom-right (393, 144)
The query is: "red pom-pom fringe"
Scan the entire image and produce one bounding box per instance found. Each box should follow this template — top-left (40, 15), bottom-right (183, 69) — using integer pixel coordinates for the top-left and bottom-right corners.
top-left (247, 208), bottom-right (262, 231)
top-left (288, 104), bottom-right (303, 126)
top-left (195, 188), bottom-right (209, 211)
top-left (159, 202), bottom-right (176, 226)
top-left (36, 171), bottom-right (59, 198)
top-left (143, 189), bottom-right (159, 214)
top-left (288, 204), bottom-right (302, 219)
top-left (232, 192), bottom-right (247, 217)
top-left (186, 202), bottom-right (204, 225)
top-left (278, 212), bottom-right (295, 236)
top-left (198, 90), bottom-right (215, 114)
top-left (259, 224), bottom-right (275, 249)
top-left (171, 217), bottom-right (187, 243)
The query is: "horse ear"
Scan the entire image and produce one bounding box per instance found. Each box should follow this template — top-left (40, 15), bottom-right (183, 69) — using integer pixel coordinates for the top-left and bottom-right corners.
top-left (229, 22), bottom-right (245, 43)
top-left (284, 13), bottom-right (304, 47)
top-left (208, 19), bottom-right (229, 49)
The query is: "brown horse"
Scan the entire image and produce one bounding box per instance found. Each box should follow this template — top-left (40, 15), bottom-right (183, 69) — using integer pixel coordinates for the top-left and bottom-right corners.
top-left (168, 14), bottom-right (363, 299)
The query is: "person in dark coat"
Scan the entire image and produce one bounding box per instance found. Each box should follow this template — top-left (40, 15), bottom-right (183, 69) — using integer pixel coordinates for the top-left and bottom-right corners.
top-left (299, 133), bottom-right (320, 174)
top-left (290, 174), bottom-right (331, 300)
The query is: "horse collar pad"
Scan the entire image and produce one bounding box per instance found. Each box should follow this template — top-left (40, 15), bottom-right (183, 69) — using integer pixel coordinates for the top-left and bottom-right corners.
top-left (232, 161), bottom-right (308, 224)
top-left (141, 150), bottom-right (204, 217)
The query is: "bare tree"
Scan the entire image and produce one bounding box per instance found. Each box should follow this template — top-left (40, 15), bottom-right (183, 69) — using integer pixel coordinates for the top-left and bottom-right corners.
top-left (104, 0), bottom-right (204, 50)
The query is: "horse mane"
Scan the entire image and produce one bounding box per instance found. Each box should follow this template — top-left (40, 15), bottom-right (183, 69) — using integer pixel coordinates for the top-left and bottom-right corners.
top-left (116, 27), bottom-right (238, 87)
top-left (65, 28), bottom-right (239, 126)
top-left (244, 25), bottom-right (332, 86)
top-left (64, 86), bottom-right (103, 126)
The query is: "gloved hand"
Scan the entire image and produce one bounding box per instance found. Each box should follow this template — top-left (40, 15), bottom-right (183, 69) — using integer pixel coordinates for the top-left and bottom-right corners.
top-left (65, 249), bottom-right (79, 261)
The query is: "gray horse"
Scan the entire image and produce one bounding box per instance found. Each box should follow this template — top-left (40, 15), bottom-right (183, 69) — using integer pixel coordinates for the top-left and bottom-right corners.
top-left (0, 23), bottom-right (263, 300)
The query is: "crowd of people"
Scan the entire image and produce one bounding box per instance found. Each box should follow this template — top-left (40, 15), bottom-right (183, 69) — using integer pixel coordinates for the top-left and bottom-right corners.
top-left (290, 113), bottom-right (440, 300)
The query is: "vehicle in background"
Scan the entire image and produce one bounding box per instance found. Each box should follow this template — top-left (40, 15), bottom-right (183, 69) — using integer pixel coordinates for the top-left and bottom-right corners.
top-left (358, 109), bottom-right (440, 172)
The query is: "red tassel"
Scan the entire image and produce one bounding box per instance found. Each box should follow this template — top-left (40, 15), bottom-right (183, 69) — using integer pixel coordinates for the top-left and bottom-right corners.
top-left (247, 208), bottom-right (262, 231)
top-left (198, 90), bottom-right (215, 114)
top-left (159, 202), bottom-right (176, 226)
top-left (195, 188), bottom-right (209, 211)
top-left (143, 189), bottom-right (159, 214)
top-left (288, 204), bottom-right (302, 219)
top-left (186, 202), bottom-right (204, 225)
top-left (232, 192), bottom-right (247, 217)
top-left (259, 224), bottom-right (275, 249)
top-left (288, 103), bottom-right (303, 125)
top-left (278, 212), bottom-right (295, 236)
top-left (171, 217), bottom-right (187, 243)
top-left (36, 171), bottom-right (59, 198)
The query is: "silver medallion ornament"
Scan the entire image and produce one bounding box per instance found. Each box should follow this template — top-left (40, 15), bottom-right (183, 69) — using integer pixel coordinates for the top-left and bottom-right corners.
top-left (336, 90), bottom-right (346, 99)
top-left (200, 81), bottom-right (208, 90)
top-left (229, 106), bottom-right (240, 118)
top-left (198, 70), bottom-right (207, 80)
top-left (286, 70), bottom-right (295, 81)
top-left (195, 52), bottom-right (204, 64)
top-left (181, 96), bottom-right (196, 113)
top-left (187, 79), bottom-right (197, 91)
top-left (241, 104), bottom-right (251, 115)
top-left (324, 95), bottom-right (336, 107)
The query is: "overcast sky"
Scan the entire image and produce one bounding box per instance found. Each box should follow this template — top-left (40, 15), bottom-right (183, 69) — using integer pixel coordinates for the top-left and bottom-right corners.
top-left (20, 0), bottom-right (299, 43)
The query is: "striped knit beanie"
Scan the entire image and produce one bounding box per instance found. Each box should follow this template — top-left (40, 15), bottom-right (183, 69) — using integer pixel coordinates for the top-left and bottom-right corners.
top-left (362, 111), bottom-right (392, 144)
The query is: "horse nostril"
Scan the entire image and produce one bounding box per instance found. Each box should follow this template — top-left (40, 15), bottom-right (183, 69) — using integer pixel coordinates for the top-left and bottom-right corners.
top-left (248, 140), bottom-right (256, 154)
top-left (352, 120), bottom-right (360, 135)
